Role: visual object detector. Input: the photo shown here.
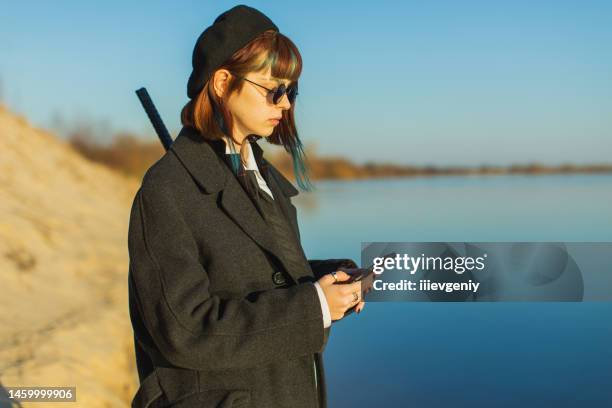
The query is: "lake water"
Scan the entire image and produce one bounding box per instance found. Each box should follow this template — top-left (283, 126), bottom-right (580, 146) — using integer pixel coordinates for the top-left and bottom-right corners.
top-left (294, 174), bottom-right (612, 408)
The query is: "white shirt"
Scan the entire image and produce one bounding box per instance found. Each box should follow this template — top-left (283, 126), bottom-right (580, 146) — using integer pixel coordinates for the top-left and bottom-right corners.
top-left (222, 136), bottom-right (332, 328)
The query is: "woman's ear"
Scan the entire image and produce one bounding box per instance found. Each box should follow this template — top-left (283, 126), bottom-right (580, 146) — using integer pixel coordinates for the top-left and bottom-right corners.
top-left (212, 69), bottom-right (231, 99)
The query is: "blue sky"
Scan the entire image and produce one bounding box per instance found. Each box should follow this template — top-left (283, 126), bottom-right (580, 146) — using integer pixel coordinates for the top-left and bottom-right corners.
top-left (1, 0), bottom-right (610, 166)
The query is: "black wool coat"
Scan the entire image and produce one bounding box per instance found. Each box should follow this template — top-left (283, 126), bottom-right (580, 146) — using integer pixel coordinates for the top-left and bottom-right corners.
top-left (127, 125), bottom-right (357, 408)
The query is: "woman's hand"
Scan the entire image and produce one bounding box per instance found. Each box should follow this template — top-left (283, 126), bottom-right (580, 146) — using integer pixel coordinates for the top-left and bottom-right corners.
top-left (317, 271), bottom-right (365, 321)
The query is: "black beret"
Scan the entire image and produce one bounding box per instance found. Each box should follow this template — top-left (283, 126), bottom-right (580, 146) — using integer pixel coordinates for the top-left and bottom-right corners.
top-left (187, 4), bottom-right (279, 99)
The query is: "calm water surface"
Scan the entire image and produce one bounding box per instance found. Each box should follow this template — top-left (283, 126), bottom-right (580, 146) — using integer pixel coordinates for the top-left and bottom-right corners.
top-left (294, 174), bottom-right (612, 408)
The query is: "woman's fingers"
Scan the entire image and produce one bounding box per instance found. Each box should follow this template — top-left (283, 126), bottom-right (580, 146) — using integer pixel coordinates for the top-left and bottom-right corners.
top-left (333, 270), bottom-right (352, 282)
top-left (339, 281), bottom-right (361, 307)
top-left (322, 272), bottom-right (366, 319)
top-left (319, 270), bottom-right (351, 287)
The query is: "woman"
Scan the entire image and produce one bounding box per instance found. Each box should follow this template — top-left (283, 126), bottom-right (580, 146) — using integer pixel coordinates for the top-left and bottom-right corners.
top-left (127, 5), bottom-right (365, 408)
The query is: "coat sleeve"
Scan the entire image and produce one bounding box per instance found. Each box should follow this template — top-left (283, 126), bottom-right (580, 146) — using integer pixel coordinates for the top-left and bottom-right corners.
top-left (308, 258), bottom-right (359, 280)
top-left (128, 185), bottom-right (325, 371)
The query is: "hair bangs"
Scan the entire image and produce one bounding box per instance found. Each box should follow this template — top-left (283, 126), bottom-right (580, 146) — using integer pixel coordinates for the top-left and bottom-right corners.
top-left (256, 32), bottom-right (302, 84)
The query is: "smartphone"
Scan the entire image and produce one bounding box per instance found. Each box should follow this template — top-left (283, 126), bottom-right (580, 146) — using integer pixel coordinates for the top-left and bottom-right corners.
top-left (333, 252), bottom-right (397, 317)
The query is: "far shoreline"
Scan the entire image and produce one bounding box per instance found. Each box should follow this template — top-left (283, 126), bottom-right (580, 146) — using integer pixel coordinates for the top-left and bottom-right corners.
top-left (269, 154), bottom-right (612, 182)
top-left (306, 170), bottom-right (612, 184)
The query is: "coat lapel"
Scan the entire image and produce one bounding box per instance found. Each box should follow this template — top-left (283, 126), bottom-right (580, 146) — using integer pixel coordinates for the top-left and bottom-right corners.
top-left (262, 164), bottom-right (300, 241)
top-left (248, 140), bottom-right (301, 242)
top-left (169, 126), bottom-right (305, 284)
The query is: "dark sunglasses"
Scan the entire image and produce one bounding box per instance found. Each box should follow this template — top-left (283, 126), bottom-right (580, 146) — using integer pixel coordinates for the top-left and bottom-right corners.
top-left (233, 74), bottom-right (299, 105)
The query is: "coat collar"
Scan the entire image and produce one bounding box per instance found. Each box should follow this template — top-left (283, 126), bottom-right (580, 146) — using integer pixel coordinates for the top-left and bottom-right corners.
top-left (169, 126), bottom-right (299, 198)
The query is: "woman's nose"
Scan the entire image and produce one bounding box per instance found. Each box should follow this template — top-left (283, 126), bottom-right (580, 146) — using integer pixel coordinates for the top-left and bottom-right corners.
top-left (277, 93), bottom-right (292, 109)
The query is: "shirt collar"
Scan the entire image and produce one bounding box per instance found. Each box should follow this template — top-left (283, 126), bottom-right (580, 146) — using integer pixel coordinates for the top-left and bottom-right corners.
top-left (222, 135), bottom-right (264, 171)
top-left (169, 126), bottom-right (298, 197)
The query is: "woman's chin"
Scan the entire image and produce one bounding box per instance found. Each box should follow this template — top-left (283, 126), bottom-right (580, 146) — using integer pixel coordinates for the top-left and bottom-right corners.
top-left (260, 126), bottom-right (275, 136)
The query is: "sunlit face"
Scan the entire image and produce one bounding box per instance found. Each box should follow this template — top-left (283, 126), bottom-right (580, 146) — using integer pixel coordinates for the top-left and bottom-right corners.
top-left (213, 65), bottom-right (293, 143)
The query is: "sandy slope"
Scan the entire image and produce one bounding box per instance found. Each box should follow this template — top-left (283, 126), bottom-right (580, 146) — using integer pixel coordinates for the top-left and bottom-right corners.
top-left (0, 105), bottom-right (141, 407)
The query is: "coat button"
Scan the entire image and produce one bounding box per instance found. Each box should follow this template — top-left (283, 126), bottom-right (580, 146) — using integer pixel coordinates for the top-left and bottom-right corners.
top-left (272, 271), bottom-right (287, 285)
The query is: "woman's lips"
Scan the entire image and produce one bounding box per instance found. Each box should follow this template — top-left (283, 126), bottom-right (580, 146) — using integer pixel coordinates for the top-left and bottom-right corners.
top-left (268, 119), bottom-right (280, 124)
